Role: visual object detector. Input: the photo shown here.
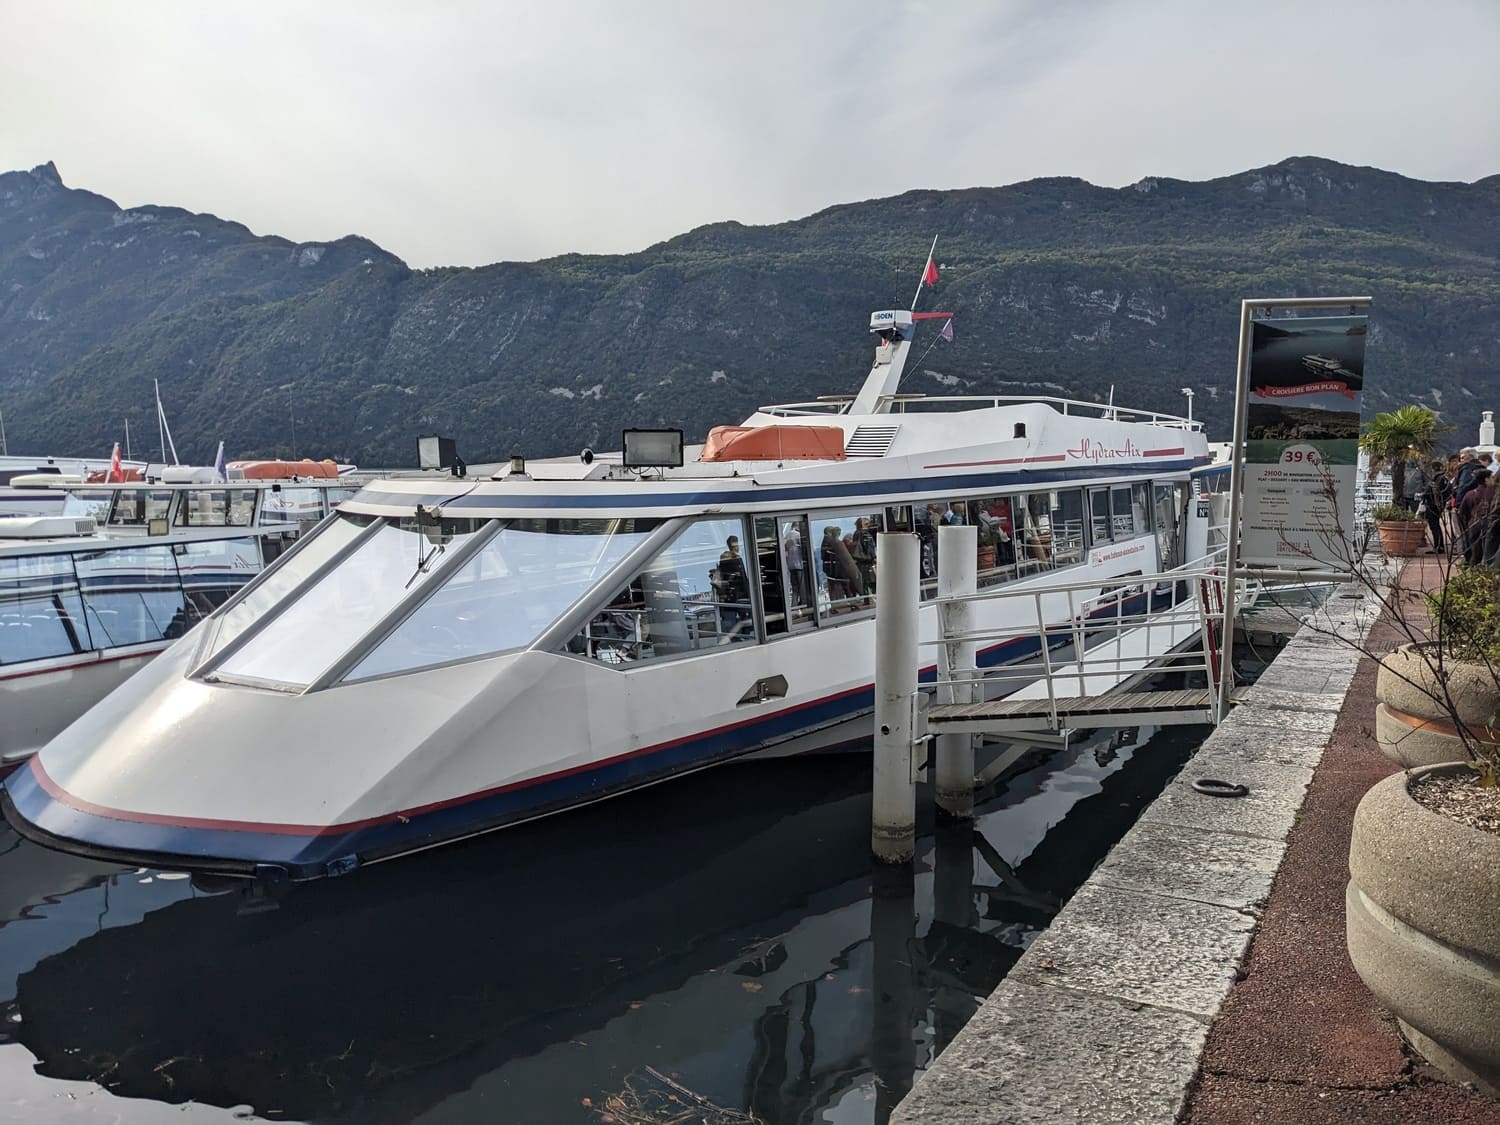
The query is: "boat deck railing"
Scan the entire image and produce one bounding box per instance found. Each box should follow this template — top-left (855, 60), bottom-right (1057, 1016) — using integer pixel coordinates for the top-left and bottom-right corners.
top-left (757, 392), bottom-right (1202, 429)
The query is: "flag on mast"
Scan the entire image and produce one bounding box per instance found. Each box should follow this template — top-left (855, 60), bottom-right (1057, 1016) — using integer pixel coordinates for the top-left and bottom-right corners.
top-left (107, 442), bottom-right (123, 483)
top-left (909, 234), bottom-right (941, 311)
top-left (940, 318), bottom-right (954, 342)
top-left (212, 440), bottom-right (227, 483)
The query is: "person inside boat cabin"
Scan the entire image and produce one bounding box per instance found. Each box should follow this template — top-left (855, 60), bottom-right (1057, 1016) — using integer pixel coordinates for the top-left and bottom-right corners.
top-left (714, 535), bottom-right (751, 632)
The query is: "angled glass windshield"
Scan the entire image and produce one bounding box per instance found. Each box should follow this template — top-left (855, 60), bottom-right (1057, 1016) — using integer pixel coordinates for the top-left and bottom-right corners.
top-left (202, 512), bottom-right (375, 660)
top-left (345, 517), bottom-right (661, 682)
top-left (216, 514), bottom-right (489, 687)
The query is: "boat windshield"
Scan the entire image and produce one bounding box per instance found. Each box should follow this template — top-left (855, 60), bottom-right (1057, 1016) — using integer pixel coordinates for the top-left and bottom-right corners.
top-left (59, 489), bottom-right (113, 523)
top-left (202, 512), bottom-right (376, 660)
top-left (345, 516), bottom-right (660, 682)
top-left (209, 513), bottom-right (660, 688)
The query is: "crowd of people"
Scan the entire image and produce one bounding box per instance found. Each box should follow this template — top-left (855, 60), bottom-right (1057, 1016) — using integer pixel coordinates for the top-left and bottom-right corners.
top-left (1399, 446), bottom-right (1500, 565)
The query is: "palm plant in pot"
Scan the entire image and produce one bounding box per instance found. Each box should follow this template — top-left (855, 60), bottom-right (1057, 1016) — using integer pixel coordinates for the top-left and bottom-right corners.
top-left (1359, 405), bottom-right (1443, 557)
top-left (1369, 502), bottom-right (1428, 558)
top-left (1347, 563), bottom-right (1500, 1095)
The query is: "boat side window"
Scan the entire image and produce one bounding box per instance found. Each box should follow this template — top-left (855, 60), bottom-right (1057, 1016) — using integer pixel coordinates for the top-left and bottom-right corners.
top-left (75, 545), bottom-right (191, 648)
top-left (60, 490), bottom-right (112, 523)
top-left (107, 489), bottom-right (172, 527)
top-left (571, 517), bottom-right (756, 665)
top-left (968, 496), bottom-right (1017, 588)
top-left (754, 516), bottom-right (788, 637)
top-left (1018, 494), bottom-right (1055, 573)
top-left (347, 517), bottom-right (660, 681)
top-left (1110, 486), bottom-right (1136, 537)
top-left (809, 507), bottom-right (879, 618)
top-left (0, 556), bottom-right (91, 664)
top-left (175, 537), bottom-right (263, 621)
top-left (216, 515), bottom-right (490, 687)
top-left (202, 512), bottom-right (376, 660)
top-left (1048, 489), bottom-right (1086, 566)
top-left (1088, 488), bottom-right (1113, 545)
top-left (177, 489), bottom-right (257, 528)
top-left (916, 499), bottom-right (968, 598)
top-left (260, 487), bottom-right (324, 524)
top-left (778, 515), bottom-right (818, 630)
top-left (1131, 483), bottom-right (1153, 537)
top-left (1154, 483), bottom-right (1183, 570)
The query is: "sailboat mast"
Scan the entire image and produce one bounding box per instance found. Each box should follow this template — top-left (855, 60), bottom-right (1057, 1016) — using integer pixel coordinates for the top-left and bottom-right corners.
top-left (153, 379), bottom-right (180, 465)
top-left (0, 407), bottom-right (7, 457)
top-left (124, 417), bottom-right (131, 460)
top-left (155, 380), bottom-right (167, 465)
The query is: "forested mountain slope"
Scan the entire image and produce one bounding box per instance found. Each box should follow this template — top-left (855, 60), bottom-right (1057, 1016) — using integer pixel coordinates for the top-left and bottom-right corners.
top-left (2, 157), bottom-right (1495, 465)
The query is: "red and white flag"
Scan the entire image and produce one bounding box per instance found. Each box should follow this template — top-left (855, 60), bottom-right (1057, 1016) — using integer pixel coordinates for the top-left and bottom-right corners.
top-left (107, 441), bottom-right (123, 482)
top-left (922, 256), bottom-right (939, 287)
top-left (940, 318), bottom-right (954, 342)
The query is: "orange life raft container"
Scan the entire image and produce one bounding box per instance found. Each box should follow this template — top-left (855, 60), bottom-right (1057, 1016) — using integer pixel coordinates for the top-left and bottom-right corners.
top-left (699, 425), bottom-right (846, 463)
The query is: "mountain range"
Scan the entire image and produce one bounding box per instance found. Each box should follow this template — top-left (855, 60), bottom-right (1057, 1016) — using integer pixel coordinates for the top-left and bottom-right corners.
top-left (1, 157), bottom-right (1497, 466)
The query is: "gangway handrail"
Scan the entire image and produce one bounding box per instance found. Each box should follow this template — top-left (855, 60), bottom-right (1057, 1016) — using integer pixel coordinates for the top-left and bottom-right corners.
top-left (920, 562), bottom-right (1232, 726)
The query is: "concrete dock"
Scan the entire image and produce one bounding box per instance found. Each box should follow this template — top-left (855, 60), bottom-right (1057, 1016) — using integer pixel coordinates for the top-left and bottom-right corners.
top-left (894, 560), bottom-right (1500, 1124)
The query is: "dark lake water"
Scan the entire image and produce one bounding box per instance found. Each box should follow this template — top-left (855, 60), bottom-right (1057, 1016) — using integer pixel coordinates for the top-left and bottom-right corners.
top-left (0, 690), bottom-right (1244, 1124)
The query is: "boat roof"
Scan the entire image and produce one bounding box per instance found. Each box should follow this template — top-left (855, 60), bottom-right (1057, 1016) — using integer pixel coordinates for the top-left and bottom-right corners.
top-left (346, 394), bottom-right (1209, 520)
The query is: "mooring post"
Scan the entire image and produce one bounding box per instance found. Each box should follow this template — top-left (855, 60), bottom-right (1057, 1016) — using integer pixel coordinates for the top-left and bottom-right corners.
top-left (873, 531), bottom-right (919, 863)
top-left (935, 523), bottom-right (978, 820)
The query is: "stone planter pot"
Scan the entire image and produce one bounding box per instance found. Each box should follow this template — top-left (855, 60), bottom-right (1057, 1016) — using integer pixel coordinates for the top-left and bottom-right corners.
top-left (1374, 645), bottom-right (1500, 767)
top-left (1376, 518), bottom-right (1428, 557)
top-left (1347, 763), bottom-right (1500, 1094)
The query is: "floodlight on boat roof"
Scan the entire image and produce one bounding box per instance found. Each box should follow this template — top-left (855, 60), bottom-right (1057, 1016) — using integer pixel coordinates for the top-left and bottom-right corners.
top-left (621, 428), bottom-right (684, 470)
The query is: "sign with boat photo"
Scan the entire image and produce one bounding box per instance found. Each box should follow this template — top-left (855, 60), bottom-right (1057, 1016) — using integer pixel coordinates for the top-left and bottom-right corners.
top-left (1241, 312), bottom-right (1368, 567)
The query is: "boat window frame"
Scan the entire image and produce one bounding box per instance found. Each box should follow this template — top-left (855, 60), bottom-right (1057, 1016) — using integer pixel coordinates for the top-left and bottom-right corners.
top-left (539, 518), bottom-right (693, 660)
top-left (190, 512), bottom-right (384, 680)
top-left (326, 516), bottom-right (666, 687)
top-left (206, 514), bottom-right (498, 691)
top-left (303, 516), bottom-right (505, 690)
top-left (0, 552), bottom-right (94, 665)
top-left (554, 515), bottom-right (769, 669)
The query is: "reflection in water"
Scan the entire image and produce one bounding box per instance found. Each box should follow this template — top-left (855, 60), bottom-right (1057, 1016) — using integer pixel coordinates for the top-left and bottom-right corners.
top-left (0, 716), bottom-right (1205, 1125)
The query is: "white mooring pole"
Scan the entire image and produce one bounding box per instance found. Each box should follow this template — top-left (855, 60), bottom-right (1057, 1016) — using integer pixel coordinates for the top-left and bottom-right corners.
top-left (873, 532), bottom-right (919, 863)
top-left (935, 524), bottom-right (978, 819)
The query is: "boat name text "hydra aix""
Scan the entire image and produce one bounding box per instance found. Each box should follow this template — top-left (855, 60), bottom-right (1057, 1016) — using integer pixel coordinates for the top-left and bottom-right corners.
top-left (1066, 437), bottom-right (1142, 462)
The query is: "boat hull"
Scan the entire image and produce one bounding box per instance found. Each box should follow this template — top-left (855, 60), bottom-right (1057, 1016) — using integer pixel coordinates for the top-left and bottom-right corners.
top-left (1, 539), bottom-right (1168, 880)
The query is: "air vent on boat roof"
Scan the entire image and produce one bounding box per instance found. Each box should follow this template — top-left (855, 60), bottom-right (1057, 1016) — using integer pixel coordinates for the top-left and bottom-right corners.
top-left (845, 424), bottom-right (901, 458)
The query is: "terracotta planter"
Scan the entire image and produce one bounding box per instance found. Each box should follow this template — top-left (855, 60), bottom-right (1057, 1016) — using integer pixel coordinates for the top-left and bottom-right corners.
top-left (1375, 645), bottom-right (1500, 767)
top-left (976, 544), bottom-right (997, 571)
top-left (1376, 518), bottom-right (1427, 557)
top-left (1347, 763), bottom-right (1500, 1094)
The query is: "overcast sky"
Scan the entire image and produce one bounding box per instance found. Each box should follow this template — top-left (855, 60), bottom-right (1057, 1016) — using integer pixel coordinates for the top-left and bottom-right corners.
top-left (3, 0), bottom-right (1498, 269)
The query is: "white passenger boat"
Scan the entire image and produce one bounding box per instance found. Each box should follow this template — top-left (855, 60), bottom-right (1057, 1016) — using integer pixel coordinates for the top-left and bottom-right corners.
top-left (0, 472), bottom-right (363, 771)
top-left (2, 305), bottom-right (1211, 880)
top-left (0, 516), bottom-right (294, 772)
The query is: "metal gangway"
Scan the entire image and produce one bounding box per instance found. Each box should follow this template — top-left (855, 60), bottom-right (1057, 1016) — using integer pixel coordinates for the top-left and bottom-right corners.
top-left (870, 526), bottom-right (1239, 862)
top-left (922, 563), bottom-right (1235, 737)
